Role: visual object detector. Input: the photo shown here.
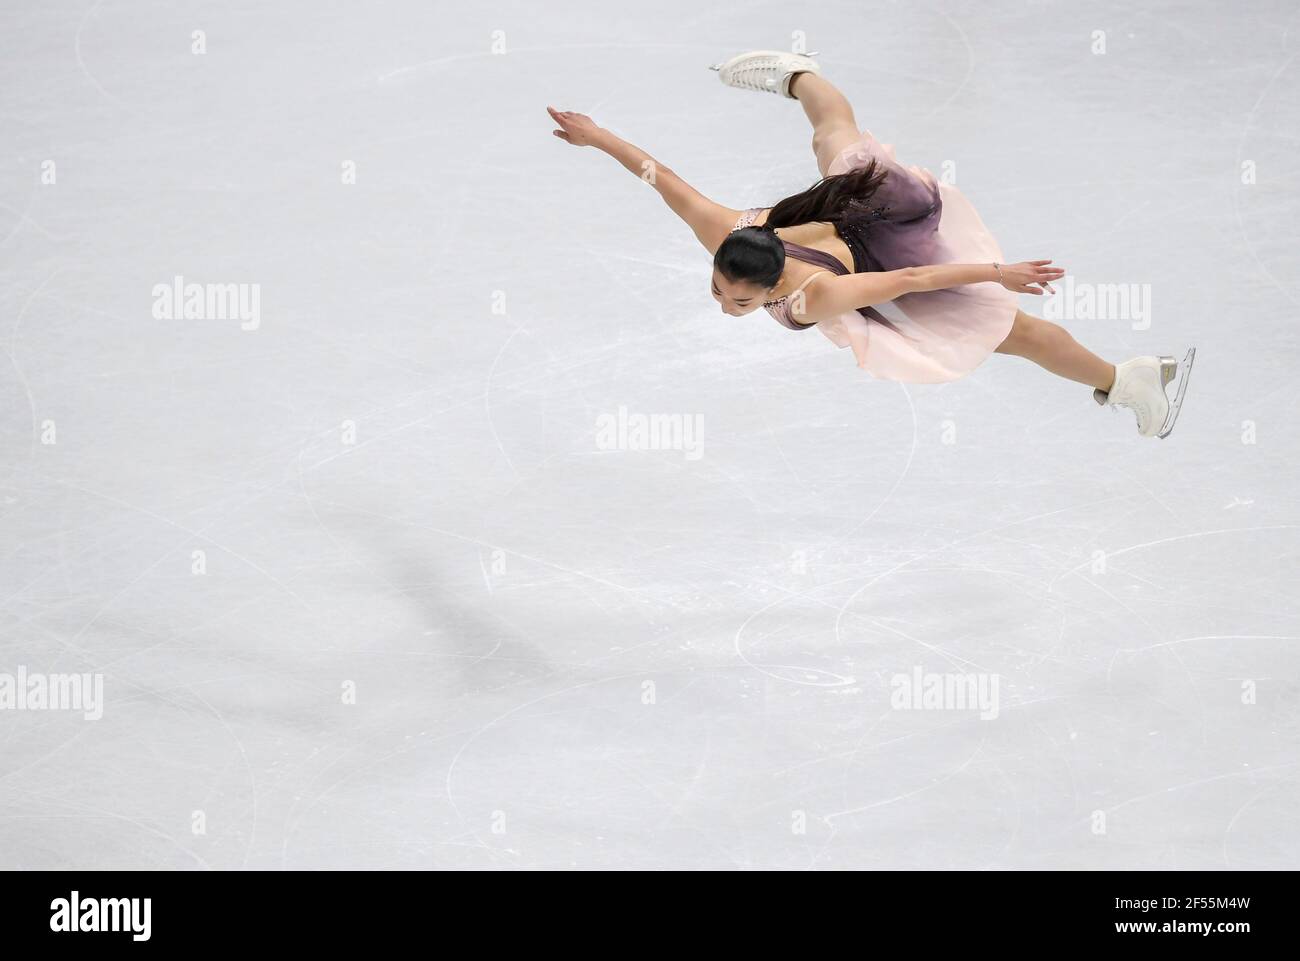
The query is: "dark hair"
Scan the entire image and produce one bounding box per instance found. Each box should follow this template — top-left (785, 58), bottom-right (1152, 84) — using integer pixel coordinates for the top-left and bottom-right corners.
top-left (713, 225), bottom-right (784, 288)
top-left (713, 159), bottom-right (888, 287)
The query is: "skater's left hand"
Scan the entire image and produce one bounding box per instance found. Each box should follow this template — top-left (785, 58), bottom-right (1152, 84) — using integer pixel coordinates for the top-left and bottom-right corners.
top-left (998, 260), bottom-right (1064, 295)
top-left (547, 107), bottom-right (603, 147)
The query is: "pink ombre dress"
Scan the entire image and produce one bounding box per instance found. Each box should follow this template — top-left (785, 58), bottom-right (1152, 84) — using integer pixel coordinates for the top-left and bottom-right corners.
top-left (733, 129), bottom-right (1017, 384)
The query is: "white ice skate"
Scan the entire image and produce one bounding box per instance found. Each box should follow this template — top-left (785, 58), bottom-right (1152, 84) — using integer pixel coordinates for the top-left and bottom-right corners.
top-left (1093, 348), bottom-right (1196, 439)
top-left (710, 50), bottom-right (820, 99)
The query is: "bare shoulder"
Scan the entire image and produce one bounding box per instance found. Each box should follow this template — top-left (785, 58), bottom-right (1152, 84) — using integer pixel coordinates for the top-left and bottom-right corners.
top-left (704, 205), bottom-right (775, 253)
top-left (730, 207), bottom-right (771, 229)
top-left (714, 204), bottom-right (748, 230)
top-left (698, 203), bottom-right (750, 253)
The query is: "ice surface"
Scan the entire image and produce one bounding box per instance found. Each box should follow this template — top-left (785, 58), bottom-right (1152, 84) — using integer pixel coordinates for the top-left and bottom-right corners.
top-left (1, 0), bottom-right (1298, 870)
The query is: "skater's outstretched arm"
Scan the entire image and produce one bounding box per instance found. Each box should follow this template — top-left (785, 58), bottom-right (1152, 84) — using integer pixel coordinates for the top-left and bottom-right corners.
top-left (792, 261), bottom-right (1064, 324)
top-left (548, 107), bottom-right (739, 254)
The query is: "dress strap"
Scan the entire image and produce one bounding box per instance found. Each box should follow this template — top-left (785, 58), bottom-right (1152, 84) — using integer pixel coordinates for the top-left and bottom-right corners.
top-left (785, 270), bottom-right (831, 326)
top-left (792, 270), bottom-right (831, 295)
top-left (780, 239), bottom-right (849, 275)
top-left (765, 269), bottom-right (831, 330)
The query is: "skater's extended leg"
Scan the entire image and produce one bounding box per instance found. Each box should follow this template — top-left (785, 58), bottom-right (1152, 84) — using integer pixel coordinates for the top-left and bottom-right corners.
top-left (789, 72), bottom-right (861, 176)
top-left (995, 310), bottom-right (1116, 390)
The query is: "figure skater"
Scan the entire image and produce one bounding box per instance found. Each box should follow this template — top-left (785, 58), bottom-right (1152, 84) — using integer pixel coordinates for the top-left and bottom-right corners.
top-left (547, 51), bottom-right (1194, 437)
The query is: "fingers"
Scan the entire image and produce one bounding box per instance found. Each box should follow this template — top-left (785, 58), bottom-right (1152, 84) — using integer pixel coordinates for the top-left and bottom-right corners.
top-left (1032, 261), bottom-right (1065, 294)
top-left (548, 106), bottom-right (574, 143)
top-left (548, 106), bottom-right (590, 126)
top-left (1006, 260), bottom-right (1063, 294)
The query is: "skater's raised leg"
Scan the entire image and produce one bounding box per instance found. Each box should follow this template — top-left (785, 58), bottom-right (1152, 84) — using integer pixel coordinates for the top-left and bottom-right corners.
top-left (995, 310), bottom-right (1116, 390)
top-left (712, 51), bottom-right (860, 175)
top-left (788, 72), bottom-right (862, 177)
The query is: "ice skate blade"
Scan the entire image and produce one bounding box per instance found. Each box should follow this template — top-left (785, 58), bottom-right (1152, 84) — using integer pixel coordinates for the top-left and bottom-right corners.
top-left (1157, 347), bottom-right (1196, 439)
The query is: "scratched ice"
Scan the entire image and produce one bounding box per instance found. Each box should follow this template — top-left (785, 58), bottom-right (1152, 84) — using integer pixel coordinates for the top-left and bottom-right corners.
top-left (1, 0), bottom-right (1298, 869)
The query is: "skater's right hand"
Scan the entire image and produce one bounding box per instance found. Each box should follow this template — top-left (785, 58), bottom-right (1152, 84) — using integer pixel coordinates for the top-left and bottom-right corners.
top-left (998, 260), bottom-right (1065, 295)
top-left (547, 107), bottom-right (603, 147)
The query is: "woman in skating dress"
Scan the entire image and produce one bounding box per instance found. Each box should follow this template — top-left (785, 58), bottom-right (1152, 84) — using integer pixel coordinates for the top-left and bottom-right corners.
top-left (547, 50), bottom-right (1193, 437)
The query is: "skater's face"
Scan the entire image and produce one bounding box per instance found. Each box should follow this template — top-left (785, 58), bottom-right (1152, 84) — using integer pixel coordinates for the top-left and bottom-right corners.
top-left (711, 271), bottom-right (769, 316)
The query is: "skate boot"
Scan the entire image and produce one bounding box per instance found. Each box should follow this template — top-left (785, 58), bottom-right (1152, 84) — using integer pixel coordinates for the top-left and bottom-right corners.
top-left (1093, 348), bottom-right (1196, 438)
top-left (710, 50), bottom-right (820, 99)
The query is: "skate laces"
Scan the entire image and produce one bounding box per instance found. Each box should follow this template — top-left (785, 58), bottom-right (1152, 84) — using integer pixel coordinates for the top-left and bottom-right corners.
top-left (1107, 388), bottom-right (1151, 431)
top-left (731, 57), bottom-right (782, 89)
top-left (1126, 401), bottom-right (1150, 430)
top-left (1111, 365), bottom-right (1163, 432)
